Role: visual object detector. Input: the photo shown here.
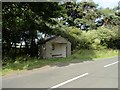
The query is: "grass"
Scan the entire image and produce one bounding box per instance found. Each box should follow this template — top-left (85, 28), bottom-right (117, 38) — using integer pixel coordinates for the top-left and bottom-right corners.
top-left (1, 49), bottom-right (119, 76)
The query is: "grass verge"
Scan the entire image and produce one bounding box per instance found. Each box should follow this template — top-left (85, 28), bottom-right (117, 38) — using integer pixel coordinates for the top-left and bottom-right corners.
top-left (1, 49), bottom-right (119, 76)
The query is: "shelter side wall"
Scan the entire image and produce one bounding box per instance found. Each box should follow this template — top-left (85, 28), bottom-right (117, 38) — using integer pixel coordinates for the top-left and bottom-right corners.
top-left (45, 42), bottom-right (52, 58)
top-left (67, 42), bottom-right (71, 56)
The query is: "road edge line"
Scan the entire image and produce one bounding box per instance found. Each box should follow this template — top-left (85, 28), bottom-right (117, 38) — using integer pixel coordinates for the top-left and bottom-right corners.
top-left (104, 61), bottom-right (119, 68)
top-left (48, 73), bottom-right (88, 89)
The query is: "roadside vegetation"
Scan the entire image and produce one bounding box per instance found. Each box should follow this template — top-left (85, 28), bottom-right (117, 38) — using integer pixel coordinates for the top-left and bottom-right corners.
top-left (2, 1), bottom-right (120, 76)
top-left (1, 49), bottom-right (119, 76)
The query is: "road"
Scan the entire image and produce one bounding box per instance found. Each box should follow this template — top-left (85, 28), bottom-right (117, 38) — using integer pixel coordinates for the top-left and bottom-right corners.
top-left (2, 56), bottom-right (119, 88)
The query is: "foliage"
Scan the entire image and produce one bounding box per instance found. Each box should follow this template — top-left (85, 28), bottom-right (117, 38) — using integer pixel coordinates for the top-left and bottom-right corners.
top-left (61, 1), bottom-right (102, 29)
top-left (63, 26), bottom-right (119, 50)
top-left (2, 2), bottom-right (65, 58)
top-left (2, 1), bottom-right (120, 63)
top-left (105, 26), bottom-right (120, 49)
top-left (1, 49), bottom-right (119, 76)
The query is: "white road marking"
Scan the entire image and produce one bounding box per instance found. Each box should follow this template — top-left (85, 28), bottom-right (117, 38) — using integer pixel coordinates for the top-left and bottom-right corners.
top-left (49, 73), bottom-right (88, 89)
top-left (104, 61), bottom-right (119, 68)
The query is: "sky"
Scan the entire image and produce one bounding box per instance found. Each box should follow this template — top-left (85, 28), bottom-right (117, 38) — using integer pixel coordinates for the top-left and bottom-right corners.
top-left (77, 0), bottom-right (120, 8)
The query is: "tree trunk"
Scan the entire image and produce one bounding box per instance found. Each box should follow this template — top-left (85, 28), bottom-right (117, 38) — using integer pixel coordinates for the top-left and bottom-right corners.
top-left (30, 36), bottom-right (34, 57)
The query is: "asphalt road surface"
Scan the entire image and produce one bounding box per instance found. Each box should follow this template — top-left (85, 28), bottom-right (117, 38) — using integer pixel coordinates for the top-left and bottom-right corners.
top-left (2, 56), bottom-right (119, 88)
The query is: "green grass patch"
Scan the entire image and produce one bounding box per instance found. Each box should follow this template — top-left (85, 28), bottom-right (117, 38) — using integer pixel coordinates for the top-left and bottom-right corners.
top-left (72, 49), bottom-right (119, 60)
top-left (1, 49), bottom-right (119, 76)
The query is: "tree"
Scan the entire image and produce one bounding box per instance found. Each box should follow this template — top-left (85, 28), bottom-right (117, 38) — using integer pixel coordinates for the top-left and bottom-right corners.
top-left (60, 1), bottom-right (102, 30)
top-left (2, 2), bottom-right (65, 59)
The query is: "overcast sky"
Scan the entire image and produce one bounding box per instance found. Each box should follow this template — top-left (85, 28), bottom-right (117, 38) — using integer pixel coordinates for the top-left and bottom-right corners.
top-left (77, 0), bottom-right (119, 8)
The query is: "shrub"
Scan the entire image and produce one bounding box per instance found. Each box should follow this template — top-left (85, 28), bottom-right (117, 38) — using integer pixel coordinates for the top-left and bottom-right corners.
top-left (97, 27), bottom-right (119, 49)
top-left (67, 26), bottom-right (119, 50)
